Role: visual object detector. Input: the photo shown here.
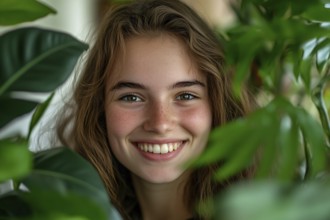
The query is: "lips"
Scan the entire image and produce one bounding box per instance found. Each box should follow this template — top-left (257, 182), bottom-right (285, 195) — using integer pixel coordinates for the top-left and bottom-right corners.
top-left (136, 141), bottom-right (183, 154)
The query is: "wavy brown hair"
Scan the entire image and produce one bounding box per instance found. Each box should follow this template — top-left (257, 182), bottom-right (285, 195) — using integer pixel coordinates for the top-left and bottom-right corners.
top-left (56, 0), bottom-right (254, 219)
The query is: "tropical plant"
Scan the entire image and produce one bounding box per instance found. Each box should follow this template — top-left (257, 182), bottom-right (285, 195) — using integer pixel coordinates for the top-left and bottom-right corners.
top-left (193, 0), bottom-right (330, 219)
top-left (0, 1), bottom-right (114, 219)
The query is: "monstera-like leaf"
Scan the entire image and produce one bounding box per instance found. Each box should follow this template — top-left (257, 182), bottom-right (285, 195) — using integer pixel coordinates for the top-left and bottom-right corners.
top-left (0, 147), bottom-right (114, 220)
top-left (0, 27), bottom-right (88, 128)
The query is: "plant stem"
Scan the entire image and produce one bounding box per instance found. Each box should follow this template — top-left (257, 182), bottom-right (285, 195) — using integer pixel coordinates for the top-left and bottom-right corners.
top-left (303, 136), bottom-right (311, 180)
top-left (311, 62), bottom-right (330, 145)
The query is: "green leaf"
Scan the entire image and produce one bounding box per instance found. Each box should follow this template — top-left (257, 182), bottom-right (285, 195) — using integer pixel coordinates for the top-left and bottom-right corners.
top-left (295, 109), bottom-right (327, 178)
top-left (0, 190), bottom-right (107, 220)
top-left (0, 27), bottom-right (88, 95)
top-left (22, 147), bottom-right (112, 219)
top-left (0, 95), bottom-right (38, 129)
top-left (0, 0), bottom-right (56, 26)
top-left (197, 96), bottom-right (326, 181)
top-left (302, 4), bottom-right (330, 22)
top-left (22, 190), bottom-right (107, 220)
top-left (233, 57), bottom-right (254, 95)
top-left (0, 139), bottom-right (32, 182)
top-left (214, 130), bottom-right (261, 181)
top-left (27, 92), bottom-right (54, 140)
top-left (0, 191), bottom-right (31, 218)
top-left (0, 191), bottom-right (31, 219)
top-left (255, 129), bottom-right (278, 179)
top-left (276, 115), bottom-right (300, 180)
top-left (292, 48), bottom-right (304, 80)
top-left (192, 119), bottom-right (252, 167)
top-left (300, 57), bottom-right (313, 90)
top-left (216, 181), bottom-right (330, 220)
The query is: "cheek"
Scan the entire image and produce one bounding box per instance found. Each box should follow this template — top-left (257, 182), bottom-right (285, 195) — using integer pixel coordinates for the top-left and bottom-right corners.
top-left (105, 106), bottom-right (140, 138)
top-left (179, 104), bottom-right (212, 136)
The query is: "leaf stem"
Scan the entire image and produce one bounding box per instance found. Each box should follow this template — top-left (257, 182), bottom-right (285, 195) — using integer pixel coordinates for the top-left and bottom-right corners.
top-left (303, 136), bottom-right (311, 180)
top-left (311, 61), bottom-right (330, 145)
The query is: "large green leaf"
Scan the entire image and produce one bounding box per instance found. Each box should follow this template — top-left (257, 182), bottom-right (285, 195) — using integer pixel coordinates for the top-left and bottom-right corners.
top-left (302, 4), bottom-right (330, 22)
top-left (22, 190), bottom-right (108, 220)
top-left (0, 0), bottom-right (56, 26)
top-left (294, 108), bottom-right (328, 179)
top-left (215, 181), bottom-right (330, 220)
top-left (22, 147), bottom-right (112, 219)
top-left (0, 95), bottom-right (38, 129)
top-left (0, 190), bottom-right (107, 220)
top-left (0, 27), bottom-right (88, 95)
top-left (0, 191), bottom-right (31, 218)
top-left (0, 139), bottom-right (32, 182)
top-left (276, 117), bottom-right (300, 180)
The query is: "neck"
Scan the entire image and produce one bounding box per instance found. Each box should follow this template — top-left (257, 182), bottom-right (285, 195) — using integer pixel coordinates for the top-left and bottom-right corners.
top-left (132, 172), bottom-right (192, 220)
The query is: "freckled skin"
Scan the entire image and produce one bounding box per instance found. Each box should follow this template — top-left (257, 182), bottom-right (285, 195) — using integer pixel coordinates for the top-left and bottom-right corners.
top-left (105, 35), bottom-right (212, 184)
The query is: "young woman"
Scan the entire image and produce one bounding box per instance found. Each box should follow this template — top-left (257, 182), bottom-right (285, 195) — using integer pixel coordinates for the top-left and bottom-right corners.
top-left (56, 0), bottom-right (254, 219)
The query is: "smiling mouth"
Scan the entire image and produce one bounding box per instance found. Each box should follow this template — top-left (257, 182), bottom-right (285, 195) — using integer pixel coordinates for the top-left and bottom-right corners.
top-left (136, 141), bottom-right (184, 154)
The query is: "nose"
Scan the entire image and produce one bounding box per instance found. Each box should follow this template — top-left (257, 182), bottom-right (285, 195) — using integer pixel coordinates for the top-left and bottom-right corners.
top-left (143, 101), bottom-right (176, 134)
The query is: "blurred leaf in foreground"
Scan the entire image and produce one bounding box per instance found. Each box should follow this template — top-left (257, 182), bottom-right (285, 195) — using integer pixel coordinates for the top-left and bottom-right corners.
top-left (214, 181), bottom-right (330, 220)
top-left (193, 97), bottom-right (327, 181)
top-left (0, 0), bottom-right (56, 26)
top-left (0, 139), bottom-right (32, 182)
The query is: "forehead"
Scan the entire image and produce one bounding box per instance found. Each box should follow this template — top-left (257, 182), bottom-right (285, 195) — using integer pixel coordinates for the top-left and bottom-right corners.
top-left (106, 34), bottom-right (205, 88)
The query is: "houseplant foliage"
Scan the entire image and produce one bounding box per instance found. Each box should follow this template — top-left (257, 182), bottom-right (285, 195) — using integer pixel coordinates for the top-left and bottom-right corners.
top-left (193, 0), bottom-right (330, 219)
top-left (0, 1), bottom-right (113, 219)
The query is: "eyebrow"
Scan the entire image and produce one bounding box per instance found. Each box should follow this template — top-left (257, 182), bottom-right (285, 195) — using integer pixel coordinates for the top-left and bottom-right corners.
top-left (171, 80), bottom-right (206, 89)
top-left (110, 80), bottom-right (206, 91)
top-left (111, 81), bottom-right (146, 91)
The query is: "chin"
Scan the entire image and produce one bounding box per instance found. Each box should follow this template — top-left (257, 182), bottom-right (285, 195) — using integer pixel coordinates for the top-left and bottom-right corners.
top-left (136, 169), bottom-right (188, 184)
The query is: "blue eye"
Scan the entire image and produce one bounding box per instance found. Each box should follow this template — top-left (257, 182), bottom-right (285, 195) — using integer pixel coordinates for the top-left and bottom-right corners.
top-left (176, 93), bottom-right (197, 101)
top-left (120, 94), bottom-right (143, 102)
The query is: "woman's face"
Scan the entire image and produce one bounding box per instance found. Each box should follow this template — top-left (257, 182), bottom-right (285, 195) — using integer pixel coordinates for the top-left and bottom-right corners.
top-left (105, 34), bottom-right (212, 184)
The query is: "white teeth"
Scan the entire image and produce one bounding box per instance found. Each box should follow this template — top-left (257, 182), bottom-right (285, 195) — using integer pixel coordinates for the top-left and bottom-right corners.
top-left (160, 144), bottom-right (168, 154)
top-left (148, 144), bottom-right (153, 152)
top-left (168, 143), bottom-right (173, 152)
top-left (153, 144), bottom-right (161, 153)
top-left (174, 143), bottom-right (178, 150)
top-left (137, 142), bottom-right (182, 154)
